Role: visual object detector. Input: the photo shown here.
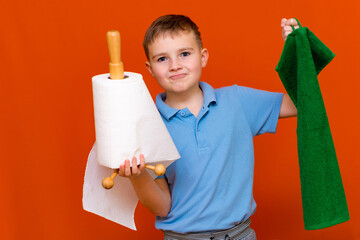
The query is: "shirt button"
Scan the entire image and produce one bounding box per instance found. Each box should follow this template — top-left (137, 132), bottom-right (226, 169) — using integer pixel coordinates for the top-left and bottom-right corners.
top-left (180, 111), bottom-right (185, 116)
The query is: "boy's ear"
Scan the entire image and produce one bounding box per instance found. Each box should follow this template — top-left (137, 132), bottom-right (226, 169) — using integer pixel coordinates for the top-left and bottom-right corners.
top-left (201, 48), bottom-right (209, 68)
top-left (145, 61), bottom-right (155, 77)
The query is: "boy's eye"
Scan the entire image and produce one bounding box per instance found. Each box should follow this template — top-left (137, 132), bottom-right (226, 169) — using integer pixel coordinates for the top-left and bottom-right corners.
top-left (157, 57), bottom-right (166, 62)
top-left (181, 52), bottom-right (190, 57)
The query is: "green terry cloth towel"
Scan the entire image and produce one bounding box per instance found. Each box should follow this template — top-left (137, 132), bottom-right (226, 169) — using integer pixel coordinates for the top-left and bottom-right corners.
top-left (275, 20), bottom-right (350, 230)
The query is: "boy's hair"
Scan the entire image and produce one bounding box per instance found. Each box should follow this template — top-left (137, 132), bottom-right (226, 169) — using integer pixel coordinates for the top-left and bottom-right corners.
top-left (143, 14), bottom-right (203, 60)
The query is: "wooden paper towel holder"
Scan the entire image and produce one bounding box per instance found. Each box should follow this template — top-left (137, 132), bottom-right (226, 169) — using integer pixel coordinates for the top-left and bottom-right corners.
top-left (102, 30), bottom-right (166, 190)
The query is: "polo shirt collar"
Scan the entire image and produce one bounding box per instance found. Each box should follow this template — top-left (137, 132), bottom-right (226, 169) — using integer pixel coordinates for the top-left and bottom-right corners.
top-left (155, 81), bottom-right (217, 121)
top-left (156, 93), bottom-right (179, 121)
top-left (199, 81), bottom-right (216, 108)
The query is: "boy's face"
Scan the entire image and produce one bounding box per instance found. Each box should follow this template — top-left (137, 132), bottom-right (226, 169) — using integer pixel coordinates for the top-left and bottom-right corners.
top-left (145, 31), bottom-right (208, 95)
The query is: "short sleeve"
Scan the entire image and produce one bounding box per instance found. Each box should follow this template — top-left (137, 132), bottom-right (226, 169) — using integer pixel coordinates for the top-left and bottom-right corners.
top-left (235, 85), bottom-right (283, 136)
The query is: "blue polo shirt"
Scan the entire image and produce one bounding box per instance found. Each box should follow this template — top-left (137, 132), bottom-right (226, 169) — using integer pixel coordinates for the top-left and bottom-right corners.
top-left (155, 82), bottom-right (283, 233)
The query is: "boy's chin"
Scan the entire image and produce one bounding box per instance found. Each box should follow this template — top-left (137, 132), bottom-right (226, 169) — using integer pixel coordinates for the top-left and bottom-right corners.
top-left (164, 81), bottom-right (200, 94)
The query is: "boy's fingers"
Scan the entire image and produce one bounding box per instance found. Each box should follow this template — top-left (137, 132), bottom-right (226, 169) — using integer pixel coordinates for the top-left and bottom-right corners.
top-left (284, 31), bottom-right (292, 38)
top-left (131, 157), bottom-right (138, 175)
top-left (139, 154), bottom-right (145, 171)
top-left (283, 26), bottom-right (294, 31)
top-left (124, 159), bottom-right (131, 176)
top-left (281, 18), bottom-right (287, 27)
top-left (119, 164), bottom-right (125, 177)
top-left (285, 18), bottom-right (298, 26)
top-left (282, 23), bottom-right (300, 41)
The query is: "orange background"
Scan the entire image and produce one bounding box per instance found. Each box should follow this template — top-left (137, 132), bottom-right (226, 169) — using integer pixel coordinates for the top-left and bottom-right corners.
top-left (1, 0), bottom-right (359, 239)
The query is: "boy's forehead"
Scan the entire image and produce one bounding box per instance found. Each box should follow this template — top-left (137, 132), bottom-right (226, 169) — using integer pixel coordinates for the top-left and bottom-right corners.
top-left (148, 31), bottom-right (199, 54)
top-left (154, 30), bottom-right (196, 44)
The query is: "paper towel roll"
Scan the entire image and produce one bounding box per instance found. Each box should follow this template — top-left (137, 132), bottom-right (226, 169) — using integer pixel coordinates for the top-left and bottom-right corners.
top-left (92, 72), bottom-right (180, 169)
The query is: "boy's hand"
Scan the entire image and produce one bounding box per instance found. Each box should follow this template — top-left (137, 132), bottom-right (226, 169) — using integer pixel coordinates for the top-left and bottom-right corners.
top-left (281, 18), bottom-right (300, 41)
top-left (118, 154), bottom-right (146, 178)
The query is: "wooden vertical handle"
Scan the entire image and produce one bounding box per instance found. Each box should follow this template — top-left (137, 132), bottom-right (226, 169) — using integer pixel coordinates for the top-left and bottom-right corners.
top-left (106, 30), bottom-right (124, 79)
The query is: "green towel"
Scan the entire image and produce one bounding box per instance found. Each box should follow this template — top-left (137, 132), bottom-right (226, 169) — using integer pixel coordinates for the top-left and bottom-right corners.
top-left (275, 20), bottom-right (350, 230)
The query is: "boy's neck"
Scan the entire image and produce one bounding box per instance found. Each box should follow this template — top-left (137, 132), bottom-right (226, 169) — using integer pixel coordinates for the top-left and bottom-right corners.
top-left (164, 84), bottom-right (204, 118)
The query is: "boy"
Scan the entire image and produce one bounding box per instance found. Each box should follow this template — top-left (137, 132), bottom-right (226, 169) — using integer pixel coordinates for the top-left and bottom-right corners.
top-left (119, 15), bottom-right (298, 240)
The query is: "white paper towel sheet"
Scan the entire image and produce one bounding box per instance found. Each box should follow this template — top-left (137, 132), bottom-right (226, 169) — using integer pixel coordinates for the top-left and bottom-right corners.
top-left (92, 72), bottom-right (180, 168)
top-left (83, 144), bottom-right (176, 229)
top-left (83, 72), bottom-right (180, 229)
top-left (83, 144), bottom-right (138, 229)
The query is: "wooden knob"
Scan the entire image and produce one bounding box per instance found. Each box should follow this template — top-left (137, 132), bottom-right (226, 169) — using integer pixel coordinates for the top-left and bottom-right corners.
top-left (154, 164), bottom-right (166, 175)
top-left (145, 164), bottom-right (166, 176)
top-left (102, 177), bottom-right (114, 189)
top-left (106, 30), bottom-right (124, 79)
top-left (102, 169), bottom-right (119, 189)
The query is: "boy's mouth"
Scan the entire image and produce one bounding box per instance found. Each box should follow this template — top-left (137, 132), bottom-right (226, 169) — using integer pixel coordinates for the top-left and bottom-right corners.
top-left (169, 73), bottom-right (187, 80)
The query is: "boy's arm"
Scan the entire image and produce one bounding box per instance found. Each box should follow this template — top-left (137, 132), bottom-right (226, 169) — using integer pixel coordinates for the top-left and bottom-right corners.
top-left (119, 155), bottom-right (171, 217)
top-left (279, 18), bottom-right (299, 119)
top-left (279, 93), bottom-right (297, 118)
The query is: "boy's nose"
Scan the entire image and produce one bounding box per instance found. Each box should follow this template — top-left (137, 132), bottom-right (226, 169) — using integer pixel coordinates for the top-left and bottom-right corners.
top-left (169, 59), bottom-right (183, 71)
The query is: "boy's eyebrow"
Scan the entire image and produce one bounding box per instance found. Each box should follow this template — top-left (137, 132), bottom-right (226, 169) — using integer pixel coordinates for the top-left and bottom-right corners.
top-left (178, 47), bottom-right (194, 52)
top-left (151, 47), bottom-right (195, 60)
